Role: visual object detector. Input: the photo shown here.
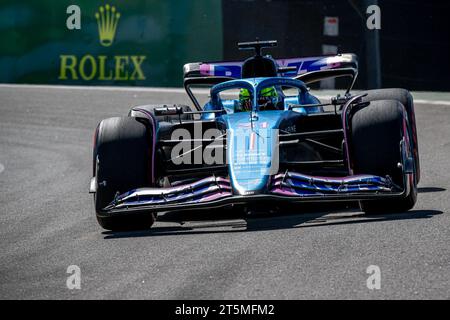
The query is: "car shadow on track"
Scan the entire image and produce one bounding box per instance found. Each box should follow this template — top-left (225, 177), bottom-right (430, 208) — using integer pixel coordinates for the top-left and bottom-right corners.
top-left (418, 187), bottom-right (446, 193)
top-left (102, 204), bottom-right (443, 239)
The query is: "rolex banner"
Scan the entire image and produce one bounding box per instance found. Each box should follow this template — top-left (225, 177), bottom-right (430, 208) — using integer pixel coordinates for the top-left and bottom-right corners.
top-left (0, 0), bottom-right (223, 87)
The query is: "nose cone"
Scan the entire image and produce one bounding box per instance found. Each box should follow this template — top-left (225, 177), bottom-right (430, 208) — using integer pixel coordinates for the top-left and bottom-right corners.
top-left (225, 112), bottom-right (281, 195)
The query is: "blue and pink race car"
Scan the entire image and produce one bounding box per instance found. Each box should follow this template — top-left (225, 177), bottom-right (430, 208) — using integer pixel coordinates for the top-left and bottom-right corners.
top-left (90, 40), bottom-right (419, 231)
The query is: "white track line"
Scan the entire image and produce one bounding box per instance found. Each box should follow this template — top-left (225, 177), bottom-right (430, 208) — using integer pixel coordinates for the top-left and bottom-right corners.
top-left (0, 163), bottom-right (4, 174)
top-left (414, 99), bottom-right (450, 106)
top-left (1, 84), bottom-right (450, 105)
top-left (0, 83), bottom-right (190, 94)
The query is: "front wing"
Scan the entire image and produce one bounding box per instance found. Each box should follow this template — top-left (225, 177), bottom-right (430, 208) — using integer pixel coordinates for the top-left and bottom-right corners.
top-left (97, 171), bottom-right (411, 218)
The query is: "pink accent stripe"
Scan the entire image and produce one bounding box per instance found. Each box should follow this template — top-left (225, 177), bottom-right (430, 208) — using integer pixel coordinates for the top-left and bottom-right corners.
top-left (199, 191), bottom-right (232, 202)
top-left (273, 173), bottom-right (383, 184)
top-left (270, 188), bottom-right (295, 196)
top-left (341, 101), bottom-right (353, 175)
top-left (250, 132), bottom-right (256, 150)
top-left (200, 64), bottom-right (212, 76)
top-left (134, 108), bottom-right (157, 184)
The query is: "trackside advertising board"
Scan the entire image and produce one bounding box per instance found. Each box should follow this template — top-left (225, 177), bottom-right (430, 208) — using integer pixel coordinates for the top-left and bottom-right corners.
top-left (0, 0), bottom-right (223, 86)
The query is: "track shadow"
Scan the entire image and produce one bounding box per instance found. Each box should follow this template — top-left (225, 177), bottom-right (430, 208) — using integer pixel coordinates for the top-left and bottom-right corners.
top-left (250, 209), bottom-right (442, 230)
top-left (418, 187), bottom-right (446, 193)
top-left (102, 206), bottom-right (442, 239)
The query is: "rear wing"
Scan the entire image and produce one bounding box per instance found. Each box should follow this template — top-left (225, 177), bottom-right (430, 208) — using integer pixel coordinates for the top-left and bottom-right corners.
top-left (183, 53), bottom-right (358, 110)
top-left (183, 53), bottom-right (357, 79)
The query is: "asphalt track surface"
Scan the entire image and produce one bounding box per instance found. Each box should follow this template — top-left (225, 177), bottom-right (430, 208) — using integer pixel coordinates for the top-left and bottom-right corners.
top-left (0, 85), bottom-right (449, 299)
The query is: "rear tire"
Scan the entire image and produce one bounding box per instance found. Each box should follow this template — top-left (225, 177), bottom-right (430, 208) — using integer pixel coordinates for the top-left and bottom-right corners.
top-left (350, 100), bottom-right (417, 214)
top-left (93, 117), bottom-right (155, 231)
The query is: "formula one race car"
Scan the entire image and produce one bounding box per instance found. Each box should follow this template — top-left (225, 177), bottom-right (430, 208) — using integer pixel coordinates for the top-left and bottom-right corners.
top-left (90, 40), bottom-right (419, 231)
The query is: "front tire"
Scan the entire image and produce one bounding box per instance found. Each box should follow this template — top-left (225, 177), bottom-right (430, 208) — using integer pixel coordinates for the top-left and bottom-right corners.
top-left (361, 88), bottom-right (420, 182)
top-left (350, 100), bottom-right (417, 214)
top-left (93, 117), bottom-right (155, 230)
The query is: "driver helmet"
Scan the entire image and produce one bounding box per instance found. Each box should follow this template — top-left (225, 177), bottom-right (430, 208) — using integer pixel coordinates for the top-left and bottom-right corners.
top-left (238, 88), bottom-right (253, 111)
top-left (258, 86), bottom-right (278, 109)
